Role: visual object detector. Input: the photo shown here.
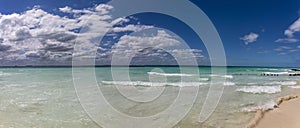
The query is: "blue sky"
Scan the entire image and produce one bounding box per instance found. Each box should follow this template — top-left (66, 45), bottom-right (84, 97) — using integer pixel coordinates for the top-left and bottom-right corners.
top-left (193, 0), bottom-right (300, 67)
top-left (0, 0), bottom-right (300, 67)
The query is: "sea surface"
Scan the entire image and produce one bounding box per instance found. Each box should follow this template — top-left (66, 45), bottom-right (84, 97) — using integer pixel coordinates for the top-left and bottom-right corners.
top-left (0, 66), bottom-right (299, 128)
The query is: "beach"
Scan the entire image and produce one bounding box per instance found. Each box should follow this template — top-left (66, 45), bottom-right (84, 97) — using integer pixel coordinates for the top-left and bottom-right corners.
top-left (254, 89), bottom-right (300, 128)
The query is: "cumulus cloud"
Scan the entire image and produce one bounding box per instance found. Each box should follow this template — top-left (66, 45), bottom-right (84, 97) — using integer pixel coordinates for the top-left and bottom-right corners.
top-left (59, 4), bottom-right (113, 15)
top-left (114, 30), bottom-right (181, 51)
top-left (112, 25), bottom-right (154, 32)
top-left (58, 6), bottom-right (72, 13)
top-left (0, 4), bottom-right (205, 66)
top-left (240, 32), bottom-right (259, 45)
top-left (110, 30), bottom-right (184, 58)
top-left (0, 43), bottom-right (11, 52)
top-left (111, 17), bottom-right (130, 25)
top-left (0, 4), bottom-right (159, 65)
top-left (98, 30), bottom-right (205, 65)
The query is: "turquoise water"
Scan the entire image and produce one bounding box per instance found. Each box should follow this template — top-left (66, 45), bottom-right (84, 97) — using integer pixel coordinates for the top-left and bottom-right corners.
top-left (0, 67), bottom-right (299, 128)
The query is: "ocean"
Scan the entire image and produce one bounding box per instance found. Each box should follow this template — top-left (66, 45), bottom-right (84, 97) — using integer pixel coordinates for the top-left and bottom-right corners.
top-left (0, 66), bottom-right (299, 128)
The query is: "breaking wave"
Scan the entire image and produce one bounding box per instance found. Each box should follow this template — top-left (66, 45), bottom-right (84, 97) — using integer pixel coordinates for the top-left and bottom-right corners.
top-left (241, 101), bottom-right (277, 112)
top-left (223, 82), bottom-right (236, 86)
top-left (100, 81), bottom-right (208, 87)
top-left (236, 86), bottom-right (281, 94)
top-left (147, 72), bottom-right (195, 77)
top-left (266, 81), bottom-right (297, 86)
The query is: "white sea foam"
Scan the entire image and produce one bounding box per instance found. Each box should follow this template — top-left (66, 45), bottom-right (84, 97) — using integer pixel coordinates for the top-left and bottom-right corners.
top-left (0, 71), bottom-right (11, 76)
top-left (199, 78), bottom-right (209, 81)
top-left (262, 72), bottom-right (289, 75)
top-left (147, 72), bottom-right (194, 76)
top-left (223, 82), bottom-right (236, 86)
top-left (209, 74), bottom-right (234, 79)
top-left (266, 81), bottom-right (297, 86)
top-left (246, 83), bottom-right (257, 85)
top-left (166, 82), bottom-right (208, 87)
top-left (236, 86), bottom-right (281, 94)
top-left (241, 101), bottom-right (277, 112)
top-left (258, 68), bottom-right (279, 71)
top-left (101, 81), bottom-right (162, 86)
top-left (262, 71), bottom-right (300, 76)
top-left (279, 81), bottom-right (297, 86)
top-left (101, 81), bottom-right (207, 87)
top-left (222, 75), bottom-right (234, 79)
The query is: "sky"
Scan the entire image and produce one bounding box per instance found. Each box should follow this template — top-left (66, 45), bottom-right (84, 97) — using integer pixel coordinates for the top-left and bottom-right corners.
top-left (0, 0), bottom-right (300, 67)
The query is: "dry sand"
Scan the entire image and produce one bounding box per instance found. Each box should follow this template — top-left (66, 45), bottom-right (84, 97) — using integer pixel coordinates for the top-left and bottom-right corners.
top-left (251, 94), bottom-right (300, 128)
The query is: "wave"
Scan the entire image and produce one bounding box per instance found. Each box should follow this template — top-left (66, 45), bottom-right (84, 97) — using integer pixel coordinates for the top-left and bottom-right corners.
top-left (278, 81), bottom-right (297, 86)
top-left (266, 81), bottom-right (297, 86)
top-left (262, 71), bottom-right (290, 75)
top-left (223, 82), bottom-right (236, 86)
top-left (100, 81), bottom-right (208, 87)
top-left (262, 71), bottom-right (300, 75)
top-left (246, 83), bottom-right (257, 85)
top-left (257, 68), bottom-right (279, 71)
top-left (236, 86), bottom-right (281, 94)
top-left (241, 101), bottom-right (277, 112)
top-left (147, 72), bottom-right (195, 77)
top-left (199, 78), bottom-right (209, 81)
top-left (222, 75), bottom-right (234, 79)
top-left (0, 71), bottom-right (11, 76)
top-left (209, 74), bottom-right (234, 79)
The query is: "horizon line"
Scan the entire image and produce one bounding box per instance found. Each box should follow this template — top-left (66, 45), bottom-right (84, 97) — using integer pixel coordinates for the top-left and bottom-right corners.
top-left (0, 65), bottom-right (298, 68)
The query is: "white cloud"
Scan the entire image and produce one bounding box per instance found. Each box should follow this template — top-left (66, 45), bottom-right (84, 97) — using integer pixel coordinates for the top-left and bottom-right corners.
top-left (105, 30), bottom-right (205, 65)
top-left (274, 46), bottom-right (292, 52)
top-left (111, 17), bottom-right (130, 25)
top-left (288, 49), bottom-right (300, 53)
top-left (284, 18), bottom-right (300, 37)
top-left (273, 46), bottom-right (300, 55)
top-left (94, 4), bottom-right (114, 15)
top-left (0, 4), bottom-right (115, 65)
top-left (240, 32), bottom-right (259, 45)
top-left (111, 30), bottom-right (182, 57)
top-left (0, 4), bottom-right (204, 66)
top-left (0, 40), bottom-right (11, 52)
top-left (167, 49), bottom-right (204, 59)
top-left (275, 18), bottom-right (300, 44)
top-left (58, 6), bottom-right (72, 13)
top-left (113, 25), bottom-right (154, 32)
top-left (59, 4), bottom-right (113, 15)
top-left (275, 38), bottom-right (298, 43)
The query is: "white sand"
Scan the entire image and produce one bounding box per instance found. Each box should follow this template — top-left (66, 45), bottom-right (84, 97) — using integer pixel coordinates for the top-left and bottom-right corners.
top-left (254, 94), bottom-right (300, 128)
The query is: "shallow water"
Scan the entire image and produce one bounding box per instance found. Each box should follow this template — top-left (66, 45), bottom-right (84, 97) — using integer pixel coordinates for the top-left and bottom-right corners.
top-left (0, 67), bottom-right (299, 128)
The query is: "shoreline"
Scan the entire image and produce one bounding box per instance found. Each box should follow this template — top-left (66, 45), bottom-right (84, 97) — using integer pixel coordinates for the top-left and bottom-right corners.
top-left (246, 89), bottom-right (300, 128)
